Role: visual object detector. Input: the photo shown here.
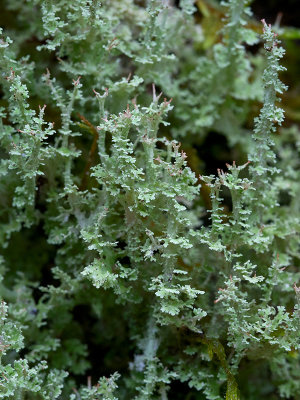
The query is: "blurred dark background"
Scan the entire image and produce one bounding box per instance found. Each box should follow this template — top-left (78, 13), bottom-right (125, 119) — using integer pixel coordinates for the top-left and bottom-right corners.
top-left (251, 0), bottom-right (300, 27)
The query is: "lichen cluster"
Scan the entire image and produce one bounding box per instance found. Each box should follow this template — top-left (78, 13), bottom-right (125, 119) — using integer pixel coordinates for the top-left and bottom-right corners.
top-left (0, 1), bottom-right (299, 399)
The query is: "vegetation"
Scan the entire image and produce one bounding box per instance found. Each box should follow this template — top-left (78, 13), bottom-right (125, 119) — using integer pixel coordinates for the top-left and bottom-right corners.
top-left (0, 1), bottom-right (299, 399)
